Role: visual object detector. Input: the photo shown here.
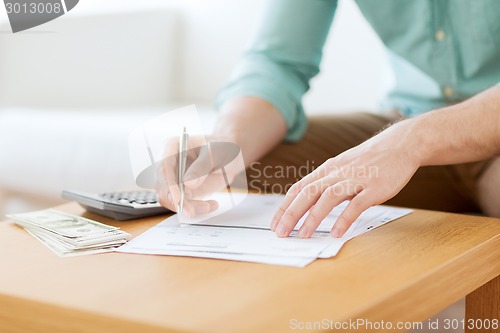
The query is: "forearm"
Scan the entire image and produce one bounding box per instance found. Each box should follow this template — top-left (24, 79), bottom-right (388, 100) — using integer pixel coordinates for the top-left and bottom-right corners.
top-left (402, 85), bottom-right (500, 166)
top-left (213, 96), bottom-right (287, 167)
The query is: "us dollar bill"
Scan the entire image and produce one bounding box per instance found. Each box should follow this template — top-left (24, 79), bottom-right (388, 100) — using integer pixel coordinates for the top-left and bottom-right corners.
top-left (9, 209), bottom-right (131, 257)
top-left (25, 228), bottom-right (120, 257)
top-left (7, 209), bottom-right (118, 238)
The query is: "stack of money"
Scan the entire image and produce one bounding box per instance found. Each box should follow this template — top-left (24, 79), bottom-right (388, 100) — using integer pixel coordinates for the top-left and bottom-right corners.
top-left (7, 209), bottom-right (131, 257)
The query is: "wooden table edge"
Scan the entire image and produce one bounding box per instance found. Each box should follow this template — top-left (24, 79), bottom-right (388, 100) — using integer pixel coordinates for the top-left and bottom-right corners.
top-left (0, 292), bottom-right (195, 333)
top-left (342, 234), bottom-right (500, 332)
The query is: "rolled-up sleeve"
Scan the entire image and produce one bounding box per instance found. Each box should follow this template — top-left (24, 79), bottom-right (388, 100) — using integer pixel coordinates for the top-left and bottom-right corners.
top-left (215, 0), bottom-right (338, 141)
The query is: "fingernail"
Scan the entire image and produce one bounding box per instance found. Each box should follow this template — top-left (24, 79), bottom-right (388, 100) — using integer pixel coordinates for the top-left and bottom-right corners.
top-left (210, 201), bottom-right (219, 211)
top-left (331, 229), bottom-right (341, 238)
top-left (298, 226), bottom-right (308, 238)
top-left (276, 225), bottom-right (287, 237)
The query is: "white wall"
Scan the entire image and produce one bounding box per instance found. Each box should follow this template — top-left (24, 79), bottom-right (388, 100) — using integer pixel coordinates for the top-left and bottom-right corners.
top-left (161, 0), bottom-right (390, 113)
top-left (0, 0), bottom-right (389, 113)
top-left (0, 3), bottom-right (179, 109)
top-left (159, 0), bottom-right (391, 113)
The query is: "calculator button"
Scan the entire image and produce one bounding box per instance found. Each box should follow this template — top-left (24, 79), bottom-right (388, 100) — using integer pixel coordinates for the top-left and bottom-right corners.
top-left (118, 199), bottom-right (132, 205)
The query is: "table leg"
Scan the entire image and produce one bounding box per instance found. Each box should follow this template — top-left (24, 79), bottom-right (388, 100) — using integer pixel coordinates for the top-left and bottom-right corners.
top-left (465, 275), bottom-right (499, 333)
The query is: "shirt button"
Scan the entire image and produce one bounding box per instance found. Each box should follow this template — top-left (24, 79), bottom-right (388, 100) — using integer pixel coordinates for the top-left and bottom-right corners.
top-left (443, 86), bottom-right (453, 98)
top-left (435, 29), bottom-right (446, 41)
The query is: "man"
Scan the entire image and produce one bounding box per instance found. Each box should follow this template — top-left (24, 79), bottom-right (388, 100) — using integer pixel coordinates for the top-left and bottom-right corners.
top-left (158, 0), bottom-right (500, 239)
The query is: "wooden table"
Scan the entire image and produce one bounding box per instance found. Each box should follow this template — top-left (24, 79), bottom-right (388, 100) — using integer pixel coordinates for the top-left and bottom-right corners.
top-left (0, 203), bottom-right (499, 333)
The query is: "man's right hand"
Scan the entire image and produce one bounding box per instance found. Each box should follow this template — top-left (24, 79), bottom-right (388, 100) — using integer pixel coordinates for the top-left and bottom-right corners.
top-left (156, 96), bottom-right (288, 217)
top-left (155, 135), bottom-right (242, 217)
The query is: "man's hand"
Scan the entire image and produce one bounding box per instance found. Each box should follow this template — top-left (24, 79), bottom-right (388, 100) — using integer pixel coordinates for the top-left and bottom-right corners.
top-left (156, 96), bottom-right (288, 218)
top-left (271, 85), bottom-right (500, 236)
top-left (271, 120), bottom-right (421, 238)
top-left (155, 135), bottom-right (243, 218)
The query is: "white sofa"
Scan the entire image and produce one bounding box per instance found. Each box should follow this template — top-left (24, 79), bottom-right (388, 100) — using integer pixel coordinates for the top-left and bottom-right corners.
top-left (0, 0), bottom-right (389, 216)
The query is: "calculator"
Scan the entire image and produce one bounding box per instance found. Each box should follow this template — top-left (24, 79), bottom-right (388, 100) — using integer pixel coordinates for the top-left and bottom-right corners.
top-left (61, 190), bottom-right (171, 221)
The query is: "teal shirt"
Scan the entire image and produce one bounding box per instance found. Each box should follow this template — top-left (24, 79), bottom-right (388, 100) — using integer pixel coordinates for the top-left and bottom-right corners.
top-left (216, 0), bottom-right (500, 141)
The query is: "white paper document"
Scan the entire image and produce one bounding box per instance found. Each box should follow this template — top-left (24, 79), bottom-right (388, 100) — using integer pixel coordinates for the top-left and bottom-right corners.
top-left (117, 194), bottom-right (412, 267)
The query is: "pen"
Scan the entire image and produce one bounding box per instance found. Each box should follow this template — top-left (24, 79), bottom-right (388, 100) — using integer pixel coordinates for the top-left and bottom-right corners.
top-left (178, 127), bottom-right (188, 216)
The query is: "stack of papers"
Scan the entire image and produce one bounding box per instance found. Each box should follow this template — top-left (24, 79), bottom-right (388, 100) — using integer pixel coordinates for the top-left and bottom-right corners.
top-left (117, 194), bottom-right (412, 267)
top-left (8, 209), bottom-right (131, 257)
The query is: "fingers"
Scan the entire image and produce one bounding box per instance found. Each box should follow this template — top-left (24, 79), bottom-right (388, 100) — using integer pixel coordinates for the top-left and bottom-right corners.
top-left (157, 189), bottom-right (219, 218)
top-left (270, 165), bottom-right (330, 231)
top-left (273, 176), bottom-right (340, 237)
top-left (182, 199), bottom-right (219, 217)
top-left (157, 137), bottom-right (209, 209)
top-left (270, 183), bottom-right (301, 232)
top-left (155, 161), bottom-right (179, 212)
top-left (330, 191), bottom-right (372, 238)
top-left (157, 154), bottom-right (227, 213)
top-left (163, 156), bottom-right (181, 208)
top-left (297, 180), bottom-right (362, 238)
top-left (184, 145), bottom-right (212, 190)
top-left (157, 185), bottom-right (177, 212)
top-left (155, 137), bottom-right (182, 210)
